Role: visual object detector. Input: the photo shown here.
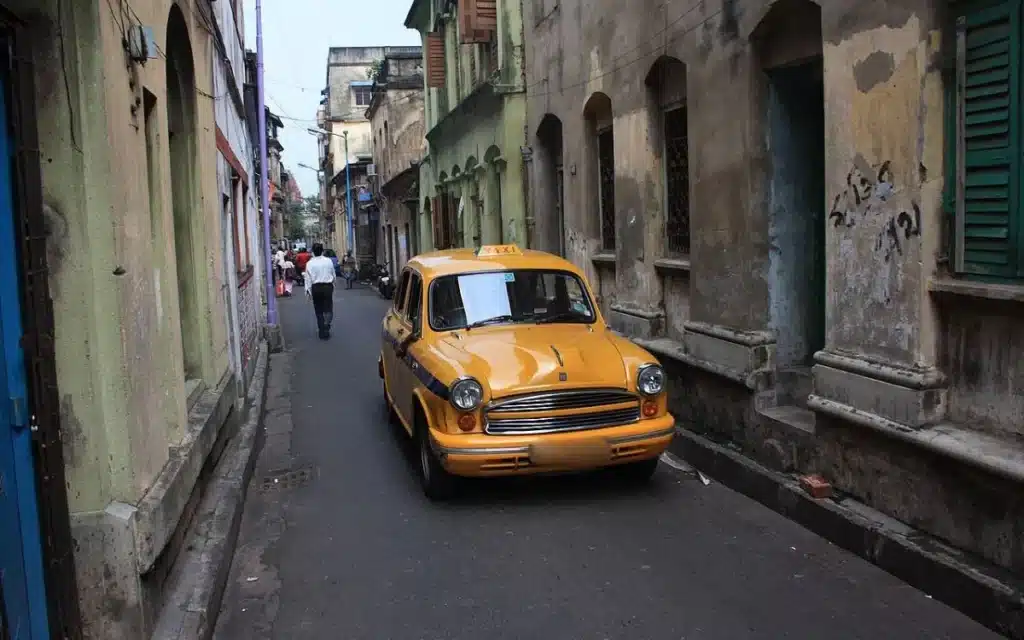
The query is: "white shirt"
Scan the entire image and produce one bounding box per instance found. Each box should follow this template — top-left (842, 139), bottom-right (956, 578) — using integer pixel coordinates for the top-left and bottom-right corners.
top-left (274, 250), bottom-right (286, 267)
top-left (304, 255), bottom-right (336, 294)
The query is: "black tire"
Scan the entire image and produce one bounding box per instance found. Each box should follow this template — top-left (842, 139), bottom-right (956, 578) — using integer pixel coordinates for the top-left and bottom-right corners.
top-left (617, 457), bottom-right (659, 484)
top-left (416, 417), bottom-right (457, 500)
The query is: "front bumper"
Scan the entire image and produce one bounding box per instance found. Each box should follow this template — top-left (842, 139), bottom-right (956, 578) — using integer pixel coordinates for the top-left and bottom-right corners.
top-left (430, 414), bottom-right (676, 477)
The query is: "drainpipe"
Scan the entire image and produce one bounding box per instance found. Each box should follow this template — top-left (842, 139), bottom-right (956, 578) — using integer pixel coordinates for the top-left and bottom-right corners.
top-left (256, 0), bottom-right (277, 325)
top-left (344, 131), bottom-right (354, 257)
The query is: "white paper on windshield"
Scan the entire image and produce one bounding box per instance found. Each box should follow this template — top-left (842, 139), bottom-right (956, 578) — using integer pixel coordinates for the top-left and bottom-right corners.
top-left (458, 272), bottom-right (511, 325)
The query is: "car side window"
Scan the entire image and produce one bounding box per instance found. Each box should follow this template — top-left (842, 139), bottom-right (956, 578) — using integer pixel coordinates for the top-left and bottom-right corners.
top-left (406, 274), bottom-right (423, 329)
top-left (394, 271), bottom-right (410, 314)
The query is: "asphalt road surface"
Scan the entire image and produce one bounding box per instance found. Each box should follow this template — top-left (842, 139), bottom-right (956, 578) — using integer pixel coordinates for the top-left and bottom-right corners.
top-left (214, 285), bottom-right (999, 640)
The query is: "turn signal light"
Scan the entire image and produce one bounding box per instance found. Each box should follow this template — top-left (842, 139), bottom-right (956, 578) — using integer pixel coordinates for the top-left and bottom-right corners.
top-left (457, 413), bottom-right (477, 431)
top-left (642, 400), bottom-right (658, 418)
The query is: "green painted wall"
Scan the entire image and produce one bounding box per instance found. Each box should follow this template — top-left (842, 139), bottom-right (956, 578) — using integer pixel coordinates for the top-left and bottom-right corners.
top-left (409, 0), bottom-right (528, 250)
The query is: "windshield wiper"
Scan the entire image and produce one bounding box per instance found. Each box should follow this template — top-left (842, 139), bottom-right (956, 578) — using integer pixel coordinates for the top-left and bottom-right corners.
top-left (464, 314), bottom-right (514, 330)
top-left (536, 311), bottom-right (586, 324)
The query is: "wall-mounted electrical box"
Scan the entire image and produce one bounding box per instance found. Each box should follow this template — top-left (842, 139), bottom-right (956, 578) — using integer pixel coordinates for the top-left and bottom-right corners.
top-left (129, 25), bottom-right (159, 62)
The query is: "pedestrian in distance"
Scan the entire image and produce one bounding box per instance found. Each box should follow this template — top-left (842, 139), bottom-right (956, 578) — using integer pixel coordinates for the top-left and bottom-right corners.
top-left (304, 242), bottom-right (337, 340)
top-left (280, 257), bottom-right (296, 296)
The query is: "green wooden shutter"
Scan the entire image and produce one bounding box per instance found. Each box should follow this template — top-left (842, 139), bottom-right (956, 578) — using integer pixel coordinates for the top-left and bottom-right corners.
top-left (953, 0), bottom-right (1022, 278)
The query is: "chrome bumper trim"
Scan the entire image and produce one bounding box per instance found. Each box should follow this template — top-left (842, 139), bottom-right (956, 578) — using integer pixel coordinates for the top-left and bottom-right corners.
top-left (435, 426), bottom-right (675, 457)
top-left (434, 444), bottom-right (531, 456)
top-left (607, 426), bottom-right (676, 444)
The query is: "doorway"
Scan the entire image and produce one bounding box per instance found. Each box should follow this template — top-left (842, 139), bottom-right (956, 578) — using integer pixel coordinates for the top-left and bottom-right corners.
top-left (536, 114), bottom-right (565, 255)
top-left (166, 6), bottom-right (201, 382)
top-left (0, 45), bottom-right (49, 638)
top-left (766, 57), bottom-right (826, 403)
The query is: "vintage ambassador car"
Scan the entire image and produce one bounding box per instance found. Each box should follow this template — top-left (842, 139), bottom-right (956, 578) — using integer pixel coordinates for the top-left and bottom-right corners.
top-left (378, 245), bottom-right (675, 499)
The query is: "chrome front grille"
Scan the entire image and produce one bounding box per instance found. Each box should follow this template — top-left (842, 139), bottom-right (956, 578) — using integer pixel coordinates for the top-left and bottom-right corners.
top-left (486, 388), bottom-right (637, 413)
top-left (485, 406), bottom-right (641, 435)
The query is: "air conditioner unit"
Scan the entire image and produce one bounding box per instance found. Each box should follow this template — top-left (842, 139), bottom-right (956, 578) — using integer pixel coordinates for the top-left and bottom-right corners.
top-left (367, 164), bottom-right (377, 176)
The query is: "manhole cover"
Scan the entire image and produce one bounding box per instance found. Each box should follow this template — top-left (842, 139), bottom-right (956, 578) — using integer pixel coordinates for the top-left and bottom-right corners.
top-left (260, 465), bottom-right (315, 492)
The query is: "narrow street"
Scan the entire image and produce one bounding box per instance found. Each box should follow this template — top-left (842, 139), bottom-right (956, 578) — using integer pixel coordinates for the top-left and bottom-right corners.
top-left (213, 286), bottom-right (999, 640)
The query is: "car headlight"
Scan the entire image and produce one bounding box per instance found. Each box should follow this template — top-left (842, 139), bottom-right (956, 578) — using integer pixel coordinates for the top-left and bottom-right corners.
top-left (449, 377), bottom-right (484, 411)
top-left (636, 364), bottom-right (665, 396)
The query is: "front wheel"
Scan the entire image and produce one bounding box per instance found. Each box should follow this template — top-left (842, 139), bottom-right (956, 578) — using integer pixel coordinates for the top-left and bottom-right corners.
top-left (417, 424), bottom-right (457, 500)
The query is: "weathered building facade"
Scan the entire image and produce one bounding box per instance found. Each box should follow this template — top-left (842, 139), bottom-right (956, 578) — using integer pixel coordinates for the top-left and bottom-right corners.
top-left (368, 50), bottom-right (425, 277)
top-left (405, 0), bottom-right (528, 253)
top-left (213, 0), bottom-right (262, 401)
top-left (0, 0), bottom-right (265, 637)
top-left (266, 108), bottom-right (286, 243)
top-left (525, 0), bottom-right (1024, 600)
top-left (319, 46), bottom-right (419, 261)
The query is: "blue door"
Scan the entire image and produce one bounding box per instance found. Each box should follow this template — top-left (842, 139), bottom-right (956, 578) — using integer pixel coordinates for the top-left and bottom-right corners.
top-left (0, 69), bottom-right (49, 640)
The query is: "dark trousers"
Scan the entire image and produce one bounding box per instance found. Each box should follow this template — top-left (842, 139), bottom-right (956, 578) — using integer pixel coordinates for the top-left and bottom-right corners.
top-left (311, 283), bottom-right (334, 337)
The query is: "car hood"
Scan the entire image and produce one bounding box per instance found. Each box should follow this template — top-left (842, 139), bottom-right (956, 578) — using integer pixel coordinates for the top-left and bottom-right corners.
top-left (439, 324), bottom-right (628, 397)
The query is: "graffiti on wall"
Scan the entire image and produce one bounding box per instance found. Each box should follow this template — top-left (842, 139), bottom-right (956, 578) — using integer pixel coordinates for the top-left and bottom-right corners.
top-left (828, 157), bottom-right (921, 263)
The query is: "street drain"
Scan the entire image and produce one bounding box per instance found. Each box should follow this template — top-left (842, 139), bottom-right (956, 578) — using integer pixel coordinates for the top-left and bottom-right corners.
top-left (260, 465), bottom-right (315, 492)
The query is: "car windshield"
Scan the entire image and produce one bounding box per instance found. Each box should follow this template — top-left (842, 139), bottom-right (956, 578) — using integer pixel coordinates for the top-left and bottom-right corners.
top-left (428, 270), bottom-right (596, 331)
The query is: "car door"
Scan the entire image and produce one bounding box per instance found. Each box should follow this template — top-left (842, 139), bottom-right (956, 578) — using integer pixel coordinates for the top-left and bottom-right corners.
top-left (382, 270), bottom-right (410, 403)
top-left (395, 271), bottom-right (424, 426)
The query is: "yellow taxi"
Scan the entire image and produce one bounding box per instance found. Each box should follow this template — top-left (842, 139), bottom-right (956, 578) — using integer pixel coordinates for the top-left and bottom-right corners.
top-left (378, 244), bottom-right (675, 499)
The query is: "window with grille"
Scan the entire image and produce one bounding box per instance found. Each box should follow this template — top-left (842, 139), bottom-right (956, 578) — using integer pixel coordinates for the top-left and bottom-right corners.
top-left (598, 128), bottom-right (616, 251)
top-left (947, 0), bottom-right (1024, 280)
top-left (664, 105), bottom-right (690, 255)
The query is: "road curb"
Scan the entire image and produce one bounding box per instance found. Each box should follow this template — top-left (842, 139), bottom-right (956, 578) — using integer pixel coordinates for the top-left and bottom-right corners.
top-left (669, 427), bottom-right (1024, 640)
top-left (151, 339), bottom-right (271, 640)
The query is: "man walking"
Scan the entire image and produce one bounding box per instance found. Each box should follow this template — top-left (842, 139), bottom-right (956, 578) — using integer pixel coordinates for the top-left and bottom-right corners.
top-left (304, 243), bottom-right (336, 340)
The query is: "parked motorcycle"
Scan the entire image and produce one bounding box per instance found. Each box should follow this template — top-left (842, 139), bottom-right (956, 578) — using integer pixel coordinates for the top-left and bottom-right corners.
top-left (374, 262), bottom-right (394, 299)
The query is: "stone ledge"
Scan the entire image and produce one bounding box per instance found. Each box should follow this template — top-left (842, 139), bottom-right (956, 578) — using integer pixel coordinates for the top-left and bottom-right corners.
top-left (591, 252), bottom-right (616, 266)
top-left (653, 257), bottom-right (691, 273)
top-left (135, 369), bottom-right (237, 574)
top-left (669, 427), bottom-right (1024, 640)
top-left (812, 364), bottom-right (946, 427)
top-left (929, 277), bottom-right (1024, 304)
top-left (635, 336), bottom-right (770, 391)
top-left (808, 394), bottom-right (1024, 484)
top-left (813, 349), bottom-right (945, 389)
top-left (684, 320), bottom-right (775, 347)
top-left (151, 341), bottom-right (270, 640)
top-left (608, 304), bottom-right (664, 340)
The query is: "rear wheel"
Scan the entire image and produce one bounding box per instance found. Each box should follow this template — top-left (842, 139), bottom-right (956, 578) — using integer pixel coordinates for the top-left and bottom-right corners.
top-left (416, 416), bottom-right (457, 500)
top-left (617, 457), bottom-right (659, 484)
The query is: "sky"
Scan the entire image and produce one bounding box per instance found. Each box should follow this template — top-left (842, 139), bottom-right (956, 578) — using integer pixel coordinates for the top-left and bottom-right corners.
top-left (242, 0), bottom-right (420, 197)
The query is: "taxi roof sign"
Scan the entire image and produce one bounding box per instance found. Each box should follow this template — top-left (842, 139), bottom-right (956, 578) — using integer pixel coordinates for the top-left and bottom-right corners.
top-left (476, 244), bottom-right (522, 257)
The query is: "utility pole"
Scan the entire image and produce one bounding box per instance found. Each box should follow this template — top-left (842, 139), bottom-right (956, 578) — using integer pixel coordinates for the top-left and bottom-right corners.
top-left (256, 0), bottom-right (277, 325)
top-left (344, 131), bottom-right (354, 259)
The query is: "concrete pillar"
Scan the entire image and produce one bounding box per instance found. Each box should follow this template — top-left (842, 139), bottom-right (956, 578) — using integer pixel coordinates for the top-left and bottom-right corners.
top-left (605, 109), bottom-right (665, 339)
top-left (812, 13), bottom-right (947, 427)
top-left (481, 163), bottom-right (503, 245)
top-left (459, 177), bottom-right (480, 248)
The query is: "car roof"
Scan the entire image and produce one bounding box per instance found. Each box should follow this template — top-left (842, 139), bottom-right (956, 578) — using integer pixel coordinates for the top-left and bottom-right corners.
top-left (406, 247), bottom-right (585, 280)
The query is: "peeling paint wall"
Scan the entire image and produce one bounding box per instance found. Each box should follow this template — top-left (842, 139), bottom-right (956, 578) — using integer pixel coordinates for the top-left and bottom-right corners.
top-left (15, 0), bottom-right (238, 634)
top-left (823, 11), bottom-right (938, 366)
